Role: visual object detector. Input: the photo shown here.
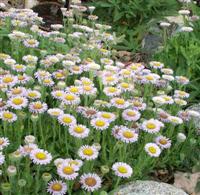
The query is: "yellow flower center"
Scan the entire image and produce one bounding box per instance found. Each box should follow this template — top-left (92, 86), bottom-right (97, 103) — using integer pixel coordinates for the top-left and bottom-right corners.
top-left (127, 111), bottom-right (136, 117)
top-left (43, 79), bottom-right (51, 84)
top-left (28, 92), bottom-right (37, 97)
top-left (74, 126), bottom-right (84, 133)
top-left (146, 75), bottom-right (154, 80)
top-left (72, 66), bottom-right (80, 71)
top-left (148, 146), bottom-right (157, 154)
top-left (55, 92), bottom-right (63, 97)
top-left (159, 138), bottom-right (167, 145)
top-left (33, 103), bottom-right (43, 109)
top-left (27, 40), bottom-right (36, 45)
top-left (63, 166), bottom-right (74, 175)
top-left (123, 131), bottom-right (134, 139)
top-left (35, 152), bottom-right (47, 160)
top-left (18, 75), bottom-right (25, 80)
top-left (12, 88), bottom-right (22, 95)
top-left (62, 117), bottom-right (72, 124)
top-left (101, 113), bottom-right (111, 119)
top-left (12, 98), bottom-right (23, 105)
top-left (3, 112), bottom-right (13, 119)
top-left (121, 83), bottom-right (129, 88)
top-left (115, 99), bottom-right (125, 105)
top-left (15, 65), bottom-right (23, 69)
top-left (84, 86), bottom-right (92, 91)
top-left (85, 177), bottom-right (97, 187)
top-left (106, 77), bottom-right (114, 82)
top-left (179, 91), bottom-right (186, 96)
top-left (95, 120), bottom-right (105, 127)
top-left (0, 139), bottom-right (4, 145)
top-left (51, 111), bottom-right (60, 116)
top-left (123, 70), bottom-right (130, 75)
top-left (83, 148), bottom-right (94, 156)
top-left (65, 94), bottom-right (75, 101)
top-left (3, 77), bottom-right (13, 83)
top-left (82, 81), bottom-right (91, 85)
top-left (51, 183), bottom-right (62, 191)
top-left (146, 123), bottom-right (156, 129)
top-left (70, 87), bottom-right (78, 93)
top-left (108, 87), bottom-right (117, 93)
top-left (163, 96), bottom-right (171, 101)
top-left (133, 101), bottom-right (141, 107)
top-left (55, 73), bottom-right (64, 78)
top-left (118, 166), bottom-right (128, 174)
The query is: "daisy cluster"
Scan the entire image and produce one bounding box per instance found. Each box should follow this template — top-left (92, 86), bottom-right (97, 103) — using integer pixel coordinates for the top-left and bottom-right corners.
top-left (0, 3), bottom-right (199, 195)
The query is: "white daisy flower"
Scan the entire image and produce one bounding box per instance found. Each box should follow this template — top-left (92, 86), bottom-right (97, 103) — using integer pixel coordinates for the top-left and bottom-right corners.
top-left (19, 143), bottom-right (38, 156)
top-left (117, 82), bottom-right (134, 92)
top-left (23, 55), bottom-right (38, 64)
top-left (0, 152), bottom-right (5, 165)
top-left (12, 64), bottom-right (26, 73)
top-left (80, 173), bottom-right (102, 192)
top-left (30, 149), bottom-right (52, 165)
top-left (8, 96), bottom-right (28, 110)
top-left (174, 90), bottom-right (190, 99)
top-left (29, 101), bottom-right (48, 114)
top-left (47, 180), bottom-right (67, 195)
top-left (51, 90), bottom-right (65, 100)
top-left (112, 162), bottom-right (133, 178)
top-left (122, 109), bottom-right (141, 122)
top-left (112, 125), bottom-right (127, 139)
top-left (149, 61), bottom-right (164, 69)
top-left (168, 116), bottom-right (183, 125)
top-left (155, 136), bottom-right (171, 149)
top-left (96, 111), bottom-right (116, 122)
top-left (4, 58), bottom-right (16, 66)
top-left (102, 75), bottom-right (119, 86)
top-left (1, 74), bottom-right (18, 87)
top-left (90, 118), bottom-right (109, 131)
top-left (131, 99), bottom-right (146, 111)
top-left (187, 110), bottom-right (200, 118)
top-left (61, 93), bottom-right (80, 106)
top-left (174, 98), bottom-right (187, 106)
top-left (7, 87), bottom-right (26, 97)
top-left (145, 143), bottom-right (161, 157)
top-left (69, 124), bottom-right (90, 138)
top-left (160, 95), bottom-right (174, 104)
top-left (26, 90), bottom-right (41, 100)
top-left (0, 111), bottom-right (17, 123)
top-left (78, 145), bottom-right (99, 160)
top-left (58, 114), bottom-right (76, 126)
top-left (81, 85), bottom-right (97, 96)
top-left (119, 69), bottom-right (134, 78)
top-left (23, 39), bottom-right (39, 48)
top-left (142, 119), bottom-right (164, 134)
top-left (161, 68), bottom-right (174, 75)
top-left (175, 76), bottom-right (189, 85)
top-left (162, 75), bottom-right (174, 81)
top-left (52, 70), bottom-right (66, 80)
top-left (110, 98), bottom-right (129, 109)
top-left (47, 108), bottom-right (64, 118)
top-left (0, 137), bottom-right (10, 150)
top-left (103, 87), bottom-right (121, 97)
top-left (64, 158), bottom-right (83, 169)
top-left (57, 162), bottom-right (79, 180)
top-left (17, 74), bottom-right (31, 85)
top-left (119, 128), bottom-right (138, 143)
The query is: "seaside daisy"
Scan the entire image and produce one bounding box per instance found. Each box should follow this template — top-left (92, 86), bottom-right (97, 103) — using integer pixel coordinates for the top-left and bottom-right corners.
top-left (112, 162), bottom-right (133, 178)
top-left (145, 143), bottom-right (161, 157)
top-left (47, 180), bottom-right (67, 195)
top-left (78, 145), bottom-right (99, 160)
top-left (80, 173), bottom-right (102, 192)
top-left (30, 149), bottom-right (52, 165)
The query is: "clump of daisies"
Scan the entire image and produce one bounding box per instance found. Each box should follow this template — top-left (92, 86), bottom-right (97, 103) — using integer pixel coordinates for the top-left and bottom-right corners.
top-left (0, 3), bottom-right (198, 195)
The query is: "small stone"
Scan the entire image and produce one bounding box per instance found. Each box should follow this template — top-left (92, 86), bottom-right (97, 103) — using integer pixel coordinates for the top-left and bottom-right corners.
top-left (111, 180), bottom-right (188, 195)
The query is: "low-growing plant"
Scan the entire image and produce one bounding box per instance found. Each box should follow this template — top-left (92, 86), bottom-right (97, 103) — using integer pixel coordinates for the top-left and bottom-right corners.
top-left (0, 2), bottom-right (199, 195)
top-left (87, 0), bottom-right (179, 51)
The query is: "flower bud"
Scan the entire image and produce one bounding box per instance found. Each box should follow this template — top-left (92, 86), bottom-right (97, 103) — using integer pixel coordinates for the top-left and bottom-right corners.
top-left (9, 151), bottom-right (22, 162)
top-left (31, 114), bottom-right (39, 122)
top-left (1, 183), bottom-right (11, 192)
top-left (25, 135), bottom-right (36, 144)
top-left (92, 143), bottom-right (101, 151)
top-left (57, 81), bottom-right (66, 89)
top-left (101, 165), bottom-right (110, 174)
top-left (177, 133), bottom-right (186, 143)
top-left (7, 165), bottom-right (17, 177)
top-left (42, 172), bottom-right (52, 182)
top-left (18, 179), bottom-right (26, 187)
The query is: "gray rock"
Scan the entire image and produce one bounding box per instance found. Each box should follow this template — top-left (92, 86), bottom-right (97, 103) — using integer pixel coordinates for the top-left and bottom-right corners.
top-left (110, 180), bottom-right (188, 195)
top-left (187, 104), bottom-right (200, 130)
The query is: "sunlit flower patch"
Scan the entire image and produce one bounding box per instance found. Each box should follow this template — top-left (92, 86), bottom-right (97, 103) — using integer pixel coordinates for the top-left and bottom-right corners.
top-left (0, 3), bottom-right (198, 195)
